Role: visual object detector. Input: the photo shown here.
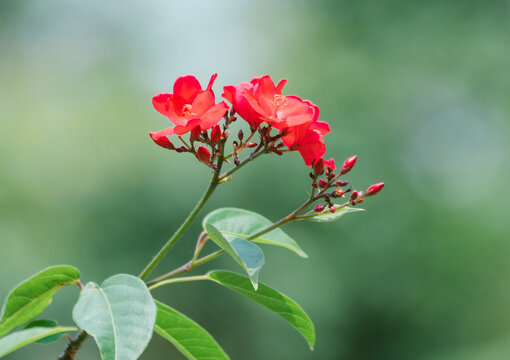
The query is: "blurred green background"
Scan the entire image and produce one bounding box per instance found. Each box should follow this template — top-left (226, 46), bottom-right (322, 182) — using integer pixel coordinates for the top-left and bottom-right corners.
top-left (1, 1), bottom-right (509, 359)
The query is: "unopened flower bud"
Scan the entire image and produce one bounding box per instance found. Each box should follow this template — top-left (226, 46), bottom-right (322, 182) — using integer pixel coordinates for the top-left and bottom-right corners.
top-left (313, 158), bottom-right (324, 175)
top-left (238, 130), bottom-right (244, 142)
top-left (336, 180), bottom-right (349, 187)
top-left (149, 132), bottom-right (175, 150)
top-left (312, 181), bottom-right (318, 188)
top-left (234, 156), bottom-right (240, 166)
top-left (175, 146), bottom-right (188, 153)
top-left (365, 182), bottom-right (385, 197)
top-left (211, 125), bottom-right (221, 145)
top-left (324, 194), bottom-right (331, 202)
top-left (350, 191), bottom-right (359, 201)
top-left (196, 146), bottom-right (211, 163)
top-left (340, 155), bottom-right (358, 175)
top-left (329, 172), bottom-right (336, 178)
top-left (190, 126), bottom-right (201, 142)
top-left (319, 179), bottom-right (328, 188)
top-left (246, 142), bottom-right (257, 148)
top-left (314, 204), bottom-right (325, 212)
top-left (330, 207), bottom-right (336, 213)
top-left (232, 141), bottom-right (239, 149)
top-left (309, 172), bottom-right (314, 179)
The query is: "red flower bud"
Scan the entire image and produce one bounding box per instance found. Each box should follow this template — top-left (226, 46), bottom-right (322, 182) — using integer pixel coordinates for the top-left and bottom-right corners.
top-left (312, 158), bottom-right (324, 175)
top-left (330, 207), bottom-right (336, 213)
top-left (190, 126), bottom-right (201, 142)
top-left (365, 182), bottom-right (385, 196)
top-left (319, 179), bottom-right (328, 188)
top-left (246, 142), bottom-right (257, 148)
top-left (149, 132), bottom-right (175, 150)
top-left (340, 155), bottom-right (358, 175)
top-left (234, 156), bottom-right (240, 166)
top-left (238, 130), bottom-right (244, 141)
top-left (350, 191), bottom-right (359, 201)
top-left (312, 181), bottom-right (318, 188)
top-left (336, 180), bottom-right (349, 187)
top-left (196, 146), bottom-right (211, 163)
top-left (210, 125), bottom-right (221, 145)
top-left (314, 204), bottom-right (325, 212)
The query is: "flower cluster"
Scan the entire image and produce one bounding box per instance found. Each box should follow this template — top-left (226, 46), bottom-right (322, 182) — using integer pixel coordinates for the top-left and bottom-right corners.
top-left (150, 73), bottom-right (333, 167)
top-left (150, 73), bottom-right (384, 209)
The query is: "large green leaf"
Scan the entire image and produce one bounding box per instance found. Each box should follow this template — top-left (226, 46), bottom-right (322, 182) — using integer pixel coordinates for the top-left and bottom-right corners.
top-left (72, 274), bottom-right (156, 360)
top-left (207, 270), bottom-right (315, 350)
top-left (202, 207), bottom-right (308, 258)
top-left (0, 326), bottom-right (76, 358)
top-left (205, 223), bottom-right (264, 290)
top-left (154, 301), bottom-right (229, 360)
top-left (0, 265), bottom-right (80, 337)
top-left (302, 206), bottom-right (364, 222)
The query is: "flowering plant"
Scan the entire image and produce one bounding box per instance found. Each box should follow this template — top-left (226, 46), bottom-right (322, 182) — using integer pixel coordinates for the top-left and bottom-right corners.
top-left (0, 74), bottom-right (384, 359)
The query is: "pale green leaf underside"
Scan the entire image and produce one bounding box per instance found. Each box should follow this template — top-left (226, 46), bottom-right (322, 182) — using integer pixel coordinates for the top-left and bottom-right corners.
top-left (202, 207), bottom-right (308, 258)
top-left (207, 270), bottom-right (315, 350)
top-left (303, 206), bottom-right (364, 222)
top-left (205, 223), bottom-right (264, 290)
top-left (72, 274), bottom-right (156, 360)
top-left (0, 326), bottom-right (76, 358)
top-left (154, 301), bottom-right (229, 360)
top-left (0, 265), bottom-right (80, 338)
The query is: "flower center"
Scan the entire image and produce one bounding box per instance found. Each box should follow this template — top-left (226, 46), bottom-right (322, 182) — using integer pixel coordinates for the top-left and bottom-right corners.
top-left (181, 104), bottom-right (197, 118)
top-left (274, 94), bottom-right (288, 109)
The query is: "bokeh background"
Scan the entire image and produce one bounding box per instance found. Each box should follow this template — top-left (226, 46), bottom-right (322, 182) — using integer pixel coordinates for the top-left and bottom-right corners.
top-left (1, 1), bottom-right (510, 359)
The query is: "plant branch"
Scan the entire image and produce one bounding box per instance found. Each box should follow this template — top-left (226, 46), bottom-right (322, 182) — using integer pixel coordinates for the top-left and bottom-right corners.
top-left (57, 330), bottom-right (89, 360)
top-left (218, 147), bottom-right (267, 182)
top-left (146, 197), bottom-right (315, 287)
top-left (148, 274), bottom-right (210, 291)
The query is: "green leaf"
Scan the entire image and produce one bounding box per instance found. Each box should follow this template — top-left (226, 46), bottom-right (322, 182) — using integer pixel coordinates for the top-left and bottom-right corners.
top-left (205, 223), bottom-right (264, 290)
top-left (0, 265), bottom-right (81, 338)
top-left (24, 319), bottom-right (64, 344)
top-left (207, 270), bottom-right (315, 350)
top-left (303, 206), bottom-right (364, 222)
top-left (0, 326), bottom-right (76, 357)
top-left (154, 301), bottom-right (229, 360)
top-left (202, 207), bottom-right (308, 258)
top-left (72, 274), bottom-right (157, 360)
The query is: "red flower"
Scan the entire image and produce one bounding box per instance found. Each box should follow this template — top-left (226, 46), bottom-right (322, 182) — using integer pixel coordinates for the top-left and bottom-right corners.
top-left (281, 116), bottom-right (331, 166)
top-left (224, 75), bottom-right (318, 130)
top-left (150, 74), bottom-right (229, 148)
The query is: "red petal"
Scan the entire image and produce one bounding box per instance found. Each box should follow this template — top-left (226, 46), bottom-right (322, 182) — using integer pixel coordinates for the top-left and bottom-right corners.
top-left (206, 73), bottom-right (218, 91)
top-left (191, 90), bottom-right (215, 117)
top-left (222, 85), bottom-right (236, 104)
top-left (322, 158), bottom-right (336, 170)
top-left (173, 75), bottom-right (202, 103)
top-left (200, 102), bottom-right (229, 130)
top-left (152, 93), bottom-right (172, 116)
top-left (275, 79), bottom-right (287, 94)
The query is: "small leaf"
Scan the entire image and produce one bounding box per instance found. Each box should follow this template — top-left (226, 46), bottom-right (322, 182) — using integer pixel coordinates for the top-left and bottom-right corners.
top-left (72, 274), bottom-right (156, 360)
top-left (24, 319), bottom-right (64, 344)
top-left (154, 301), bottom-right (229, 360)
top-left (203, 207), bottom-right (308, 258)
top-left (207, 270), bottom-right (315, 350)
top-left (0, 326), bottom-right (76, 357)
top-left (205, 223), bottom-right (264, 290)
top-left (0, 265), bottom-right (81, 338)
top-left (302, 206), bottom-right (364, 222)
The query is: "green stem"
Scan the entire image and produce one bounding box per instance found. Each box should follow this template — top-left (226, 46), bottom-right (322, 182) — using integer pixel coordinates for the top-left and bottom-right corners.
top-left (218, 147), bottom-right (267, 182)
top-left (139, 144), bottom-right (225, 280)
top-left (148, 274), bottom-right (209, 291)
